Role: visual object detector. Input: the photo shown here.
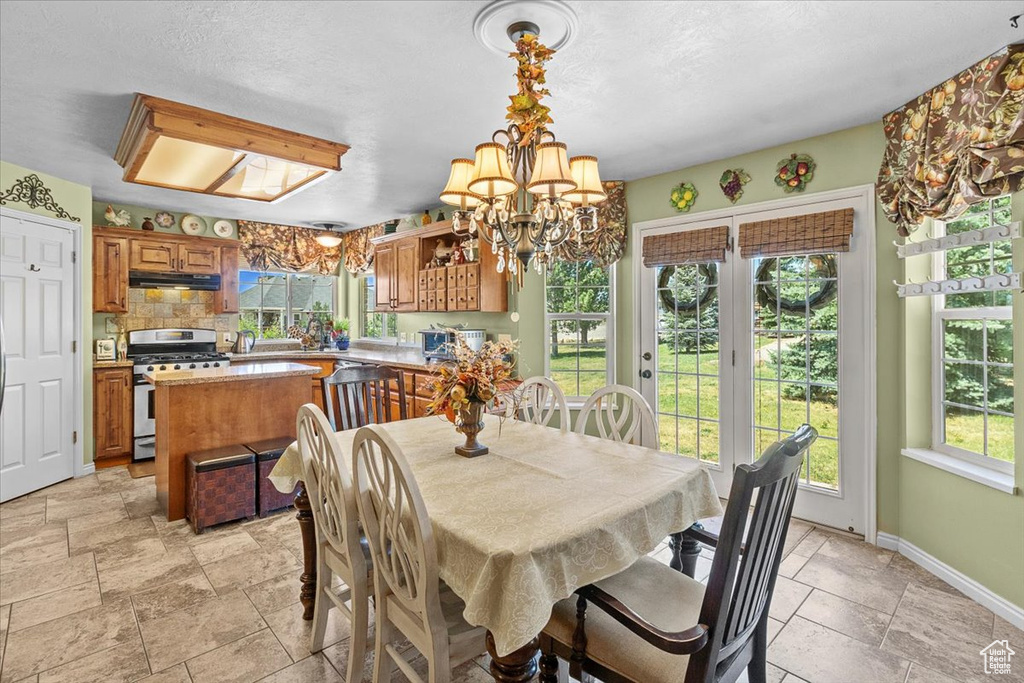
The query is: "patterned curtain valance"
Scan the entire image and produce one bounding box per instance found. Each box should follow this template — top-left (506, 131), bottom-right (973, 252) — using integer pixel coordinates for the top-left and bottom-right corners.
top-left (642, 226), bottom-right (729, 267)
top-left (552, 180), bottom-right (627, 267)
top-left (877, 43), bottom-right (1024, 237)
top-left (738, 208), bottom-right (853, 259)
top-left (237, 220), bottom-right (342, 275)
top-left (343, 223), bottom-right (386, 274)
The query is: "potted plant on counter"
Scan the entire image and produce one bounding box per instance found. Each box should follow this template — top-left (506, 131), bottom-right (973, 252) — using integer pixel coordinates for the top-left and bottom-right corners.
top-left (332, 318), bottom-right (351, 350)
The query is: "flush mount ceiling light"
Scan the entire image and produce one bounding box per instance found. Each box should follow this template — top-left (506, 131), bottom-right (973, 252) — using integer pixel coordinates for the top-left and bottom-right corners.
top-left (311, 222), bottom-right (346, 248)
top-left (114, 94), bottom-right (349, 203)
top-left (441, 1), bottom-right (604, 278)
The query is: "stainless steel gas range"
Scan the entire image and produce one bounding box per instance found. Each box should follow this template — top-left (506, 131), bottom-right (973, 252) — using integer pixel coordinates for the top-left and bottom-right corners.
top-left (129, 328), bottom-right (230, 461)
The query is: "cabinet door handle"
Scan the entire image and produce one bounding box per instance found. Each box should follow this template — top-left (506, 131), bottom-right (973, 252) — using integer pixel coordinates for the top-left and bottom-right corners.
top-left (121, 296), bottom-right (125, 308)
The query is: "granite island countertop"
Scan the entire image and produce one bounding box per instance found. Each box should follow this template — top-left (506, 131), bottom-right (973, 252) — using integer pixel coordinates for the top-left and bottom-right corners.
top-left (226, 347), bottom-right (442, 373)
top-left (145, 361), bottom-right (320, 386)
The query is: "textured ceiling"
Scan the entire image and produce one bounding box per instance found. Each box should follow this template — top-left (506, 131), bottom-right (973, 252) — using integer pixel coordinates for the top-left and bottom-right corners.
top-left (0, 1), bottom-right (1018, 229)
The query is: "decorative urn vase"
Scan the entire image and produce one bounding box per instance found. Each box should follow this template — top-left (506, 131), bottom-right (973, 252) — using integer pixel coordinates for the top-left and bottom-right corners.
top-left (454, 401), bottom-right (488, 458)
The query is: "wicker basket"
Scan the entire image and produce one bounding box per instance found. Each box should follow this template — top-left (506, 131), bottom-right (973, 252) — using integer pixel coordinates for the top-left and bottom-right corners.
top-left (245, 436), bottom-right (299, 517)
top-left (186, 445), bottom-right (256, 534)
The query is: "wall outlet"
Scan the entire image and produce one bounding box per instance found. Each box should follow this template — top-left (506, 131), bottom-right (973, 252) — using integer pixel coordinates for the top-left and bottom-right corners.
top-left (223, 332), bottom-right (232, 344)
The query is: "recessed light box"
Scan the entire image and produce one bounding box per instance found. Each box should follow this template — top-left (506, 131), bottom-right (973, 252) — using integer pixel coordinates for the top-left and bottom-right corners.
top-left (114, 93), bottom-right (350, 202)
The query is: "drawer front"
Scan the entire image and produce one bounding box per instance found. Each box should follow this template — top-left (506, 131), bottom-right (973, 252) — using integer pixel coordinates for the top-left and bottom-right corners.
top-left (466, 287), bottom-right (479, 310)
top-left (426, 292), bottom-right (436, 311)
top-left (465, 263), bottom-right (479, 287)
top-left (418, 291), bottom-right (427, 310)
top-left (455, 287), bottom-right (469, 311)
top-left (419, 271), bottom-right (429, 289)
top-left (446, 268), bottom-right (457, 289)
top-left (446, 289), bottom-right (458, 310)
top-left (456, 265), bottom-right (468, 287)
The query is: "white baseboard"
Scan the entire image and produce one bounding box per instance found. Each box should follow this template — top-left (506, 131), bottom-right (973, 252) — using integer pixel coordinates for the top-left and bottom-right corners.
top-left (876, 532), bottom-right (1023, 629)
top-left (77, 462), bottom-right (95, 477)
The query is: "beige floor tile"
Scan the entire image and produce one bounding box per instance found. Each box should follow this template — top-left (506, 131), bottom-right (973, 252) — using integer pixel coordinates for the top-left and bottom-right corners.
top-left (244, 570), bottom-right (303, 617)
top-left (45, 492), bottom-right (125, 522)
top-left (0, 498), bottom-right (46, 521)
top-left (795, 589), bottom-right (892, 647)
top-left (994, 615), bottom-right (1024, 650)
top-left (36, 633), bottom-right (150, 683)
top-left (779, 674), bottom-right (809, 683)
top-left (792, 553), bottom-right (908, 614)
top-left (64, 507), bottom-right (130, 535)
top-left (884, 553), bottom-right (966, 598)
top-left (0, 522), bottom-right (66, 552)
top-left (897, 582), bottom-right (994, 635)
top-left (98, 547), bottom-right (201, 600)
top-left (0, 603), bottom-right (9, 674)
top-left (264, 600), bottom-right (354, 662)
top-left (134, 663), bottom-right (192, 683)
top-left (139, 591), bottom-right (267, 673)
top-left (118, 485), bottom-right (162, 520)
top-left (257, 653), bottom-right (343, 683)
top-left (735, 665), bottom-right (788, 683)
top-left (0, 598), bottom-right (138, 682)
top-left (767, 617), bottom-right (784, 646)
top-left (156, 516), bottom-right (246, 549)
top-left (905, 663), bottom-right (961, 683)
top-left (28, 476), bottom-right (101, 500)
top-left (815, 536), bottom-right (893, 571)
top-left (97, 472), bottom-right (155, 495)
top-left (94, 536), bottom-right (169, 573)
top-left (7, 579), bottom-right (103, 632)
top-left (244, 514), bottom-right (301, 551)
top-left (768, 576), bottom-right (812, 622)
top-left (131, 573), bottom-right (218, 622)
top-left (769, 615), bottom-right (911, 683)
top-left (790, 529), bottom-right (830, 558)
top-left (0, 524), bottom-right (68, 575)
top-left (778, 551), bottom-right (809, 579)
top-left (68, 517), bottom-right (156, 555)
top-left (184, 628), bottom-right (291, 683)
top-left (321, 640), bottom-right (374, 683)
top-left (0, 553), bottom-right (96, 606)
top-left (189, 531), bottom-right (262, 565)
top-left (0, 512), bottom-right (48, 535)
top-left (202, 547), bottom-right (300, 594)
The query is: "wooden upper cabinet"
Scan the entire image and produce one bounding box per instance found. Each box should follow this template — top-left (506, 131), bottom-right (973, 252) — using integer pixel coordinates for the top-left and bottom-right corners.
top-left (93, 235), bottom-right (129, 312)
top-left (215, 246), bottom-right (239, 313)
top-left (394, 239), bottom-right (419, 311)
top-left (93, 367), bottom-right (132, 460)
top-left (129, 238), bottom-right (177, 272)
top-left (177, 244), bottom-right (220, 274)
top-left (374, 243), bottom-right (396, 311)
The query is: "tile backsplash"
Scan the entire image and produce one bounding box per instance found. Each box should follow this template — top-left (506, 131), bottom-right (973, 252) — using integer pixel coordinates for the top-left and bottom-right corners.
top-left (94, 289), bottom-right (238, 351)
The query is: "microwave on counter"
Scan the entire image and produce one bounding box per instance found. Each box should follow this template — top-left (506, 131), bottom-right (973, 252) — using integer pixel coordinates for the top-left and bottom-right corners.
top-left (419, 328), bottom-right (486, 362)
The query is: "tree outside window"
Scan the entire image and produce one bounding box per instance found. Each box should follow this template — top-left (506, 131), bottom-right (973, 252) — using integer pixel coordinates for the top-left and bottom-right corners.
top-left (545, 261), bottom-right (613, 399)
top-left (239, 270), bottom-right (336, 339)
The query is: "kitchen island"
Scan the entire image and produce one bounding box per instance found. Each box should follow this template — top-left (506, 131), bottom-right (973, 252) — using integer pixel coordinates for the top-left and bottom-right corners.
top-left (148, 362), bottom-right (320, 521)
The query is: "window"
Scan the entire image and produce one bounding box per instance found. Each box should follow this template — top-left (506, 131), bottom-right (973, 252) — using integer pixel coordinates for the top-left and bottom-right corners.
top-left (933, 195), bottom-right (1014, 470)
top-left (360, 275), bottom-right (396, 340)
top-left (239, 270), bottom-right (336, 339)
top-left (545, 260), bottom-right (614, 401)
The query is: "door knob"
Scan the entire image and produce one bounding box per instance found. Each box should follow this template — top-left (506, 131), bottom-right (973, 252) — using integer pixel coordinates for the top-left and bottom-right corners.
top-left (28, 264), bottom-right (40, 272)
top-left (641, 352), bottom-right (652, 361)
top-left (640, 369), bottom-right (652, 379)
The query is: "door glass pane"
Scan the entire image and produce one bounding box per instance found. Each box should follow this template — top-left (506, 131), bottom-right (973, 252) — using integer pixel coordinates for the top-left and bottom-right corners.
top-left (752, 254), bottom-right (840, 491)
top-left (655, 263), bottom-right (720, 465)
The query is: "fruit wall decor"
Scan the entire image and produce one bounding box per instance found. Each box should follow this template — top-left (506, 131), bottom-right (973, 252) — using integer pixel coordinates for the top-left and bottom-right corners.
top-left (719, 169), bottom-right (751, 203)
top-left (775, 154), bottom-right (816, 193)
top-left (670, 182), bottom-right (698, 212)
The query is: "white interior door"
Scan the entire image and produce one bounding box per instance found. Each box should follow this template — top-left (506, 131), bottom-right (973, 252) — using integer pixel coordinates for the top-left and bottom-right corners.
top-left (0, 213), bottom-right (76, 502)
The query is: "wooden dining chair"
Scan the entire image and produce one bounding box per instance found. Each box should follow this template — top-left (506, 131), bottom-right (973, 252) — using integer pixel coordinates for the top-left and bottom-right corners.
top-left (539, 424), bottom-right (818, 683)
top-left (351, 424), bottom-right (487, 683)
top-left (575, 384), bottom-right (657, 448)
top-left (321, 364), bottom-right (407, 431)
top-left (517, 376), bottom-right (571, 431)
top-left (295, 404), bottom-right (373, 683)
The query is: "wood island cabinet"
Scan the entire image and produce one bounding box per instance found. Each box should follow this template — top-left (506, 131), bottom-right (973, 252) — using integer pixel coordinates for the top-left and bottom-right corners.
top-left (93, 235), bottom-right (129, 313)
top-left (93, 367), bottom-right (133, 461)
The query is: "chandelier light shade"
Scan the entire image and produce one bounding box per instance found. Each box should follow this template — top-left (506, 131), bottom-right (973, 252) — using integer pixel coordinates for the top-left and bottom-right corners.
top-left (527, 142), bottom-right (577, 197)
top-left (563, 156), bottom-right (607, 206)
top-left (439, 158), bottom-right (482, 209)
top-left (468, 142), bottom-right (518, 198)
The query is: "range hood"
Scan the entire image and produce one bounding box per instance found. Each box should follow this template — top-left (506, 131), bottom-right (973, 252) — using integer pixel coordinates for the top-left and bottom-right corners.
top-left (129, 271), bottom-right (221, 291)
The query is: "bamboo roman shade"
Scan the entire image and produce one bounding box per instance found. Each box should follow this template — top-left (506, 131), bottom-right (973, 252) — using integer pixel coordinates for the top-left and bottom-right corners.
top-left (738, 208), bottom-right (854, 258)
top-left (642, 225), bottom-right (729, 267)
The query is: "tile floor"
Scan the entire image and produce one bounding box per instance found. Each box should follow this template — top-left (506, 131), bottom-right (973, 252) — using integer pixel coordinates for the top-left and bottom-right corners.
top-left (0, 467), bottom-right (1020, 683)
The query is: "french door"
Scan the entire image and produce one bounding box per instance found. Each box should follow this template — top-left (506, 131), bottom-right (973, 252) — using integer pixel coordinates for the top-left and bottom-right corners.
top-left (638, 191), bottom-right (874, 535)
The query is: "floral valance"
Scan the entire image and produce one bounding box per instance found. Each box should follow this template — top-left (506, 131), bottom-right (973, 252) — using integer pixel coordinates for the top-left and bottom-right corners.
top-left (552, 180), bottom-right (627, 267)
top-left (343, 222), bottom-right (386, 274)
top-left (237, 220), bottom-right (342, 275)
top-left (877, 43), bottom-right (1024, 236)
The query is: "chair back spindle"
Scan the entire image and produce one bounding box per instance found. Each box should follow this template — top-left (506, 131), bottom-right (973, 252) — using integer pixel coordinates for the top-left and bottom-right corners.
top-left (322, 365), bottom-right (407, 431)
top-left (517, 376), bottom-right (571, 431)
top-left (575, 384), bottom-right (657, 448)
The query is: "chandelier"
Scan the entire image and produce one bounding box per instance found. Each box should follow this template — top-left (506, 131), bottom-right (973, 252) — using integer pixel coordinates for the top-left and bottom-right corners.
top-left (438, 21), bottom-right (607, 277)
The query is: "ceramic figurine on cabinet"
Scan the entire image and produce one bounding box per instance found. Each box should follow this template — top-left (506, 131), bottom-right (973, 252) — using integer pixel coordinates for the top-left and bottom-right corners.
top-left (435, 209), bottom-right (446, 222)
top-left (421, 209), bottom-right (432, 225)
top-left (141, 216), bottom-right (155, 231)
top-left (432, 239), bottom-right (453, 267)
top-left (104, 204), bottom-right (131, 227)
top-left (450, 241), bottom-right (465, 265)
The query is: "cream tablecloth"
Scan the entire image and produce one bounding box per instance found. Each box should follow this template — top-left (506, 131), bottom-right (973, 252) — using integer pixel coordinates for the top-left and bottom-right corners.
top-left (269, 414), bottom-right (722, 657)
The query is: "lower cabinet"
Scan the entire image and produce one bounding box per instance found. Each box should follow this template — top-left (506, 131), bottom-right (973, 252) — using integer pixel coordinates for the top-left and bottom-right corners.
top-left (94, 367), bottom-right (133, 461)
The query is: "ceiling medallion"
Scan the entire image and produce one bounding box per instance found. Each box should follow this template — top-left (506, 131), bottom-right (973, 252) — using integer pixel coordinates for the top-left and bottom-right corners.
top-left (441, 5), bottom-right (604, 281)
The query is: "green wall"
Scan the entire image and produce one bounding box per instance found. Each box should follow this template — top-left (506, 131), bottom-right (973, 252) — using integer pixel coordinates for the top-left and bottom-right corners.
top-left (1, 161), bottom-right (94, 465)
top-left (91, 201), bottom-right (238, 239)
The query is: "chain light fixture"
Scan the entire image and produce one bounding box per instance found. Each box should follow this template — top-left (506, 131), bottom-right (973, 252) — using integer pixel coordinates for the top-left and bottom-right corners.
top-left (439, 21), bottom-right (606, 278)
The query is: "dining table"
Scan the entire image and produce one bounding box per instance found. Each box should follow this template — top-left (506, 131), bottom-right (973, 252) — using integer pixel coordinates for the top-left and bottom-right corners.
top-left (268, 414), bottom-right (722, 682)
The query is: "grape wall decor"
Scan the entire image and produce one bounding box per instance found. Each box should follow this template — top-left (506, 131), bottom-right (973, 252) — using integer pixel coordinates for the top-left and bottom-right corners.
top-left (670, 181), bottom-right (698, 212)
top-left (775, 153), bottom-right (816, 193)
top-left (719, 169), bottom-right (751, 203)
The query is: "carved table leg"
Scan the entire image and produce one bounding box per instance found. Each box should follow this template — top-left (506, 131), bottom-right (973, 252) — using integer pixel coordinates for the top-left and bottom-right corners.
top-left (670, 525), bottom-right (703, 578)
top-left (487, 631), bottom-right (538, 682)
top-left (294, 481), bottom-right (317, 621)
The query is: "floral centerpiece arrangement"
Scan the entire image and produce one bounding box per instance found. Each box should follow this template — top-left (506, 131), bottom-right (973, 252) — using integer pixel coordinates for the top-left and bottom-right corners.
top-left (426, 334), bottom-right (518, 457)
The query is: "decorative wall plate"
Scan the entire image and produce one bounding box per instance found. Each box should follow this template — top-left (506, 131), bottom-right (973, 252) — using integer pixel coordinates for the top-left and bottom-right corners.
top-left (670, 182), bottom-right (698, 212)
top-left (212, 219), bottom-right (233, 238)
top-left (180, 214), bottom-right (207, 235)
top-left (775, 154), bottom-right (816, 193)
top-left (154, 211), bottom-right (175, 228)
top-left (719, 169), bottom-right (751, 203)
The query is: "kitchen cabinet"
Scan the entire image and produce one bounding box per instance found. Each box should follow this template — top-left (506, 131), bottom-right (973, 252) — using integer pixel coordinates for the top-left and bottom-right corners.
top-left (374, 243), bottom-right (395, 311)
top-left (129, 238), bottom-right (177, 272)
top-left (177, 244), bottom-right (220, 274)
top-left (93, 235), bottom-right (129, 313)
top-left (373, 237), bottom-right (419, 313)
top-left (93, 367), bottom-right (133, 461)
top-left (214, 246), bottom-right (240, 313)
